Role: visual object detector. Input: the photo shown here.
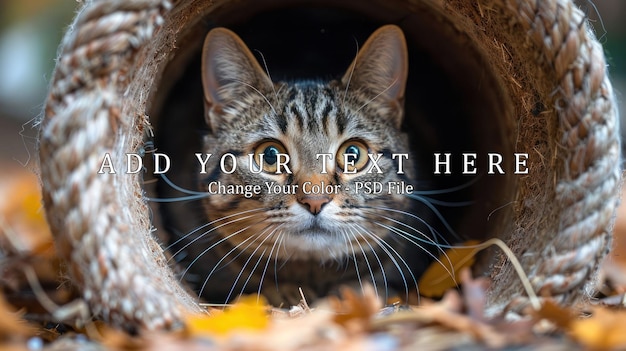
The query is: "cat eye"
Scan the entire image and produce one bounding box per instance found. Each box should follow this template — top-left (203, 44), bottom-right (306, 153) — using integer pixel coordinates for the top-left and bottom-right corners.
top-left (253, 140), bottom-right (287, 173)
top-left (337, 140), bottom-right (369, 173)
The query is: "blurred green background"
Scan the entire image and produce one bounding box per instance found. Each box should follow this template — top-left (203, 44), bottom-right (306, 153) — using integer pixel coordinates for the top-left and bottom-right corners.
top-left (0, 0), bottom-right (76, 166)
top-left (0, 0), bottom-right (624, 167)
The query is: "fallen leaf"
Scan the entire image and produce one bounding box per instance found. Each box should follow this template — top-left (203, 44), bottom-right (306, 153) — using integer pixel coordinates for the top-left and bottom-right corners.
top-left (373, 290), bottom-right (509, 348)
top-left (533, 299), bottom-right (626, 349)
top-left (0, 170), bottom-right (52, 255)
top-left (458, 268), bottom-right (490, 322)
top-left (418, 241), bottom-right (480, 297)
top-left (570, 307), bottom-right (626, 350)
top-left (329, 285), bottom-right (381, 334)
top-left (186, 295), bottom-right (269, 337)
top-left (0, 293), bottom-right (35, 340)
top-left (99, 324), bottom-right (151, 350)
top-left (533, 299), bottom-right (576, 330)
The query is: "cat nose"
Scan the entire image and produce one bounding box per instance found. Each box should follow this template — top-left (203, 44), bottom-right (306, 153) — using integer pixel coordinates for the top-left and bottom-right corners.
top-left (298, 195), bottom-right (331, 215)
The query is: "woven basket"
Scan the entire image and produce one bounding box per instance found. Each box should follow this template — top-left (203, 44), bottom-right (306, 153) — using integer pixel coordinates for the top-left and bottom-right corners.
top-left (38, 0), bottom-right (621, 329)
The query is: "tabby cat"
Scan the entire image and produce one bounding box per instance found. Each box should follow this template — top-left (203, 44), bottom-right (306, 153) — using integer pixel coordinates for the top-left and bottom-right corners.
top-left (170, 25), bottom-right (445, 306)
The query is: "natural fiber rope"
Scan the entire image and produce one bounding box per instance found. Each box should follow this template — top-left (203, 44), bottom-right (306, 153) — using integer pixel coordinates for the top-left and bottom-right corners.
top-left (38, 0), bottom-right (620, 329)
top-left (497, 0), bottom-right (620, 310)
top-left (39, 0), bottom-right (200, 329)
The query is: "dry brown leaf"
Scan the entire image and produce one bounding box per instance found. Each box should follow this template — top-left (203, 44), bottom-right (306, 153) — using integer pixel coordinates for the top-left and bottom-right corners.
top-left (569, 307), bottom-right (626, 350)
top-left (0, 168), bottom-right (77, 322)
top-left (99, 326), bottom-right (151, 350)
top-left (0, 168), bottom-right (57, 287)
top-left (460, 270), bottom-right (534, 344)
top-left (0, 293), bottom-right (35, 341)
top-left (458, 268), bottom-right (490, 322)
top-left (418, 240), bottom-right (480, 298)
top-left (0, 345), bottom-right (30, 351)
top-left (534, 299), bottom-right (626, 349)
top-left (236, 308), bottom-right (339, 351)
top-left (372, 290), bottom-right (508, 348)
top-left (329, 285), bottom-right (381, 334)
top-left (533, 299), bottom-right (577, 330)
top-left (374, 269), bottom-right (534, 348)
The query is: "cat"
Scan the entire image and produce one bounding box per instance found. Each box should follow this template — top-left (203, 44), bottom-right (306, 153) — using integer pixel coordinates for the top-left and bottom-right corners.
top-left (167, 25), bottom-right (446, 306)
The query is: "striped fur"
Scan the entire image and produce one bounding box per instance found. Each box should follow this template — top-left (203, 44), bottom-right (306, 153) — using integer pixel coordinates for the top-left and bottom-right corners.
top-left (179, 25), bottom-right (435, 305)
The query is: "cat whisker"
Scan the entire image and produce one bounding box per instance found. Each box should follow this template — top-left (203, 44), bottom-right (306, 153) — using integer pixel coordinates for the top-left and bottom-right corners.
top-left (275, 82), bottom-right (286, 96)
top-left (229, 246), bottom-right (267, 304)
top-left (345, 224), bottom-right (378, 300)
top-left (354, 223), bottom-right (419, 303)
top-left (410, 196), bottom-right (474, 208)
top-left (206, 223), bottom-right (278, 272)
top-left (247, 228), bottom-right (285, 303)
top-left (164, 208), bottom-right (266, 255)
top-left (165, 212), bottom-right (243, 252)
top-left (400, 196), bottom-right (462, 241)
top-left (372, 220), bottom-right (455, 287)
top-left (360, 207), bottom-right (457, 288)
top-left (404, 178), bottom-right (478, 243)
top-left (254, 49), bottom-right (279, 103)
top-left (257, 226), bottom-right (285, 302)
top-left (196, 222), bottom-right (279, 299)
top-left (225, 224), bottom-right (283, 303)
top-left (234, 78), bottom-right (277, 115)
top-left (357, 206), bottom-right (460, 297)
top-left (360, 206), bottom-right (452, 247)
top-left (361, 207), bottom-right (455, 273)
top-left (156, 171), bottom-right (206, 196)
top-left (145, 173), bottom-right (210, 202)
top-left (355, 76), bottom-right (400, 113)
top-left (411, 176), bottom-right (481, 196)
top-left (368, 201), bottom-right (461, 243)
top-left (273, 232), bottom-right (286, 294)
top-left (343, 226), bottom-right (365, 296)
top-left (184, 223), bottom-right (256, 284)
top-left (147, 194), bottom-right (208, 203)
top-left (342, 36), bottom-right (360, 109)
top-left (349, 223), bottom-right (390, 301)
top-left (145, 193), bottom-right (209, 202)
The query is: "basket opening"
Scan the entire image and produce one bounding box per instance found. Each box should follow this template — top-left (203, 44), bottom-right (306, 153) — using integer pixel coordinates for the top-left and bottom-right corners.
top-left (148, 0), bottom-right (516, 301)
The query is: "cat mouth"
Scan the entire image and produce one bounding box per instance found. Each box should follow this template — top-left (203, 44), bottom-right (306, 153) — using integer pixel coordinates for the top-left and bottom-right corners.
top-left (294, 216), bottom-right (340, 236)
top-left (281, 226), bottom-right (350, 260)
top-left (297, 223), bottom-right (332, 236)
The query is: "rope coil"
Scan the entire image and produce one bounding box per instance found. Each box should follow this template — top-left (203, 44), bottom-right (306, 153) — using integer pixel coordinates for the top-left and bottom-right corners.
top-left (500, 0), bottom-right (620, 309)
top-left (38, 0), bottom-right (620, 328)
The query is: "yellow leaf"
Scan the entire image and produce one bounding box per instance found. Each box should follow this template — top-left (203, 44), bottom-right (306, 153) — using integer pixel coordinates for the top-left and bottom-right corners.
top-left (533, 300), bottom-right (575, 330)
top-left (0, 293), bottom-right (35, 339)
top-left (418, 241), bottom-right (480, 298)
top-left (186, 296), bottom-right (269, 337)
top-left (570, 308), bottom-right (626, 350)
top-left (0, 170), bottom-right (52, 254)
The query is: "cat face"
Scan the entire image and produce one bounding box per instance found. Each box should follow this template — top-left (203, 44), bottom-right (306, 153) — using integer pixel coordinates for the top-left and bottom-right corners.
top-left (200, 25), bottom-right (412, 262)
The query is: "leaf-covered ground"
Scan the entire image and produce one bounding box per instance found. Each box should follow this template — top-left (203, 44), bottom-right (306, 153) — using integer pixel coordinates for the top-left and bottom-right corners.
top-left (2, 166), bottom-right (626, 350)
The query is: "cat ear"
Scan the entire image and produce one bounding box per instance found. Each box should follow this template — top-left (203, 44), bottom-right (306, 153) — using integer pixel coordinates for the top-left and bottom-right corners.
top-left (201, 28), bottom-right (272, 128)
top-left (341, 25), bottom-right (408, 125)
